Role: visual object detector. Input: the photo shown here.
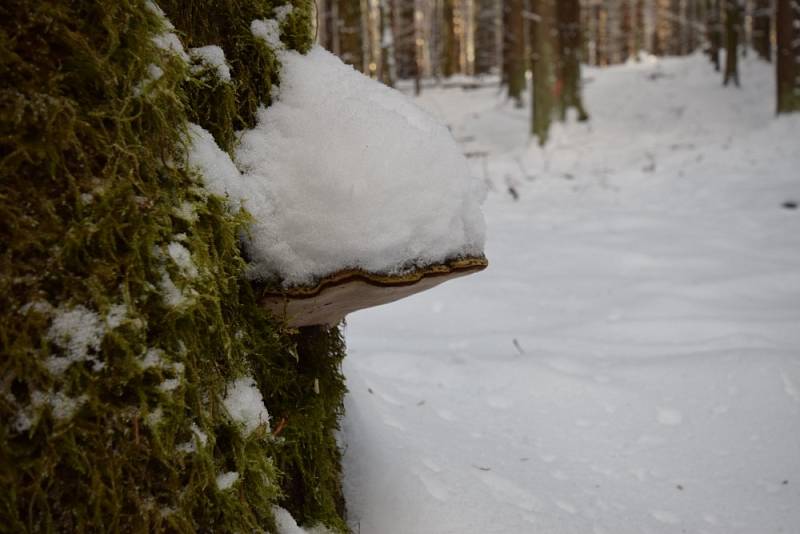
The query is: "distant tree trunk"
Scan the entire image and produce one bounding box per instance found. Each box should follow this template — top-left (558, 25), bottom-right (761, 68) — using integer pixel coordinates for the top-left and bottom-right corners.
top-left (414, 0), bottom-right (423, 93)
top-left (530, 0), bottom-right (556, 143)
top-left (776, 0), bottom-right (800, 112)
top-left (316, 0), bottom-right (328, 46)
top-left (596, 3), bottom-right (610, 65)
top-left (505, 0), bottom-right (527, 105)
top-left (621, 0), bottom-right (634, 62)
top-left (557, 0), bottom-right (589, 121)
top-left (475, 0), bottom-right (500, 74)
top-left (751, 0), bottom-right (772, 61)
top-left (707, 0), bottom-right (722, 70)
top-left (394, 0), bottom-right (416, 79)
top-left (633, 0), bottom-right (645, 58)
top-left (338, 0), bottom-right (364, 70)
top-left (442, 0), bottom-right (459, 77)
top-left (380, 0), bottom-right (397, 86)
top-left (723, 0), bottom-right (741, 86)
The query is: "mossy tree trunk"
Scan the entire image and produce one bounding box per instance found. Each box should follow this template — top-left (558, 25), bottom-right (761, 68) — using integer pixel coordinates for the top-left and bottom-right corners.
top-left (776, 0), bottom-right (800, 112)
top-left (1, 1), bottom-right (349, 532)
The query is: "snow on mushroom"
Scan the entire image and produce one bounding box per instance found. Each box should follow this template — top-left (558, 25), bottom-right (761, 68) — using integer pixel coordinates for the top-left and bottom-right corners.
top-left (188, 44), bottom-right (487, 326)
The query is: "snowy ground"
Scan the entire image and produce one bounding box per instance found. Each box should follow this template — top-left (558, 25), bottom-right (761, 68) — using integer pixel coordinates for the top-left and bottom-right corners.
top-left (341, 54), bottom-right (800, 534)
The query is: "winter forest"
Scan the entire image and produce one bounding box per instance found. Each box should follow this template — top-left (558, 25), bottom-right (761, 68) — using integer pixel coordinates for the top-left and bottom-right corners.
top-left (1, 0), bottom-right (799, 533)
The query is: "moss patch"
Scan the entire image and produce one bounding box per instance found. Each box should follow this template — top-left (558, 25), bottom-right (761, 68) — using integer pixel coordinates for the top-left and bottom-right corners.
top-left (1, 0), bottom-right (347, 532)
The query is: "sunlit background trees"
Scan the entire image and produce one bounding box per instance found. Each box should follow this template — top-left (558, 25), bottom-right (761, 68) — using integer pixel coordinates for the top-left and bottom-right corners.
top-left (314, 0), bottom-right (800, 142)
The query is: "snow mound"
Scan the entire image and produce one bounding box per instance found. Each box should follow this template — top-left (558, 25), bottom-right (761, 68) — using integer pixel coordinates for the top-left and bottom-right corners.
top-left (233, 46), bottom-right (486, 286)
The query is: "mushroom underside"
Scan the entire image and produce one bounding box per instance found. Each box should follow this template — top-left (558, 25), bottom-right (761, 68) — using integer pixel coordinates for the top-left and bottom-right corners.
top-left (260, 257), bottom-right (488, 327)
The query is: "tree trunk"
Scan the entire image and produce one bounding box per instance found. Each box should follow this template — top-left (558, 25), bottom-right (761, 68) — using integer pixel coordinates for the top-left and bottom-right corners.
top-left (338, 0), bottom-right (364, 70)
top-left (751, 0), bottom-right (772, 62)
top-left (776, 0), bottom-right (800, 112)
top-left (475, 0), bottom-right (501, 74)
top-left (557, 0), bottom-right (590, 121)
top-left (530, 0), bottom-right (556, 143)
top-left (723, 0), bottom-right (741, 86)
top-left (380, 0), bottom-right (397, 86)
top-left (504, 0), bottom-right (527, 105)
top-left (442, 0), bottom-right (460, 77)
top-left (707, 0), bottom-right (722, 70)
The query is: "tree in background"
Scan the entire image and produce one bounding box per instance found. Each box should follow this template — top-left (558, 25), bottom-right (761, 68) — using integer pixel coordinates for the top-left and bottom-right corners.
top-left (530, 0), bottom-right (557, 141)
top-left (706, 0), bottom-right (722, 71)
top-left (339, 0), bottom-right (366, 69)
top-left (475, 0), bottom-right (502, 75)
top-left (557, 0), bottom-right (590, 122)
top-left (776, 0), bottom-right (800, 112)
top-left (504, 0), bottom-right (526, 105)
top-left (723, 0), bottom-right (742, 86)
top-left (531, 0), bottom-right (589, 145)
top-left (380, 0), bottom-right (398, 86)
top-left (751, 0), bottom-right (772, 62)
top-left (442, 0), bottom-right (461, 77)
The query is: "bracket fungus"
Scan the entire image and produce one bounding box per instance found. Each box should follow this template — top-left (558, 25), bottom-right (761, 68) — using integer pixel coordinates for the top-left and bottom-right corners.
top-left (189, 47), bottom-right (488, 327)
top-left (260, 257), bottom-right (488, 327)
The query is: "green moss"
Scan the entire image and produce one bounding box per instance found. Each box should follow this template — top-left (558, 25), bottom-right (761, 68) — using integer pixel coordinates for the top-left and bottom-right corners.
top-left (1, 1), bottom-right (347, 532)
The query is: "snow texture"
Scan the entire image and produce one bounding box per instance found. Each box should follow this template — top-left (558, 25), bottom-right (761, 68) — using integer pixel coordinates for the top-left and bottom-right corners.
top-left (190, 45), bottom-right (231, 82)
top-left (222, 377), bottom-right (270, 434)
top-left (234, 46), bottom-right (486, 285)
top-left (343, 55), bottom-right (800, 533)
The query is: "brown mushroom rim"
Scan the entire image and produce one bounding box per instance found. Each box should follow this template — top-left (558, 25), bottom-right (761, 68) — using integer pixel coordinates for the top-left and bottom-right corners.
top-left (262, 256), bottom-right (489, 299)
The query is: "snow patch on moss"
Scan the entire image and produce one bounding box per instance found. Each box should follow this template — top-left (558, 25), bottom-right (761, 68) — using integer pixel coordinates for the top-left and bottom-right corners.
top-left (44, 304), bottom-right (125, 375)
top-left (223, 376), bottom-right (270, 434)
top-left (216, 471), bottom-right (239, 491)
top-left (190, 45), bottom-right (231, 82)
top-left (273, 506), bottom-right (336, 534)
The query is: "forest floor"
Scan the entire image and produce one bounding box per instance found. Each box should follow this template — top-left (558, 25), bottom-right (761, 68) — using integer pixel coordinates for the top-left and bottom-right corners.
top-left (341, 53), bottom-right (800, 533)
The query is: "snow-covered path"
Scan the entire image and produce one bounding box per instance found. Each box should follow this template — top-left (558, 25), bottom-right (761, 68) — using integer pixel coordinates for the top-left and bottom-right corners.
top-left (342, 55), bottom-right (800, 533)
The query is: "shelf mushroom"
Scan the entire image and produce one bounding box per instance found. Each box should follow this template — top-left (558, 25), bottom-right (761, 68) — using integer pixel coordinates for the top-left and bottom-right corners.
top-left (260, 257), bottom-right (488, 327)
top-left (189, 46), bottom-right (488, 322)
